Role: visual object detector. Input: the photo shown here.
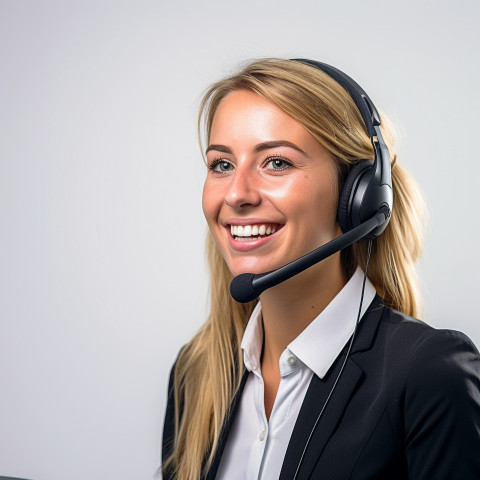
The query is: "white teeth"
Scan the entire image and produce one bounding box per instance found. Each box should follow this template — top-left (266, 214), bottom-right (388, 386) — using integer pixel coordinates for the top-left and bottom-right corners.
top-left (230, 223), bottom-right (280, 240)
top-left (236, 236), bottom-right (263, 241)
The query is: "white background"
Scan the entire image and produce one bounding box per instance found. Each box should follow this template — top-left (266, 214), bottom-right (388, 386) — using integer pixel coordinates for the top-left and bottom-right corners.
top-left (1, 1), bottom-right (479, 479)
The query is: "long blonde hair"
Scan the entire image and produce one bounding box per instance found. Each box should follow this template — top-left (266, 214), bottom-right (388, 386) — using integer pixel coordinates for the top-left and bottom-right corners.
top-left (163, 58), bottom-right (425, 479)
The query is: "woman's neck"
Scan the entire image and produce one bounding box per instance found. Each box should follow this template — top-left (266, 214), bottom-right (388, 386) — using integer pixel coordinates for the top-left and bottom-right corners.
top-left (259, 253), bottom-right (346, 368)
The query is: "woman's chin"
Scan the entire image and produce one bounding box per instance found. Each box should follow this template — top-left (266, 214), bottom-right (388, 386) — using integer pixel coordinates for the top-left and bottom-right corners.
top-left (227, 260), bottom-right (280, 278)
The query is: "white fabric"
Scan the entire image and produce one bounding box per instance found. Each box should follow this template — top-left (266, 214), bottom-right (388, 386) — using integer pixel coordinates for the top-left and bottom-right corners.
top-left (216, 267), bottom-right (376, 480)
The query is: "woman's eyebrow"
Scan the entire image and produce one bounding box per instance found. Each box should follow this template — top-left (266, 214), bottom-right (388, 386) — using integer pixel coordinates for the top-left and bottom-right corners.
top-left (254, 140), bottom-right (308, 156)
top-left (205, 141), bottom-right (308, 156)
top-left (205, 144), bottom-right (231, 155)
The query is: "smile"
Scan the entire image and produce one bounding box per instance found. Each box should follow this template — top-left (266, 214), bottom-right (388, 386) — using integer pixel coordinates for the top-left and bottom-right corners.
top-left (229, 224), bottom-right (280, 241)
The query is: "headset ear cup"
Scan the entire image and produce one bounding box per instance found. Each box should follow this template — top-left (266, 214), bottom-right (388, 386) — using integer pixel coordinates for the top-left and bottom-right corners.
top-left (337, 160), bottom-right (372, 233)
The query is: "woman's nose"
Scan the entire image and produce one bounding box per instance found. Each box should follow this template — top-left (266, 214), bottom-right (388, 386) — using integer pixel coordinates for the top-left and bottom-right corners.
top-left (224, 169), bottom-right (261, 209)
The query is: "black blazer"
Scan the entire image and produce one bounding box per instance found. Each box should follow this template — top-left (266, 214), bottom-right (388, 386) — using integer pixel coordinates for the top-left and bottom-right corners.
top-left (163, 296), bottom-right (480, 479)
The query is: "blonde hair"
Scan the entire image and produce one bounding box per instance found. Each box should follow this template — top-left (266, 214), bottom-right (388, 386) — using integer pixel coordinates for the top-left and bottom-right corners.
top-left (163, 58), bottom-right (425, 479)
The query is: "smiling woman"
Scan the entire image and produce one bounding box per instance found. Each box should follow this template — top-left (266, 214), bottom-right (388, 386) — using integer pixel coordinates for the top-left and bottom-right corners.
top-left (161, 59), bottom-right (480, 480)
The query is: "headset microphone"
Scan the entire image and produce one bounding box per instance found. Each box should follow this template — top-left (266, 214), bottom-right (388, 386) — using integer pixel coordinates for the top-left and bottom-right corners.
top-left (229, 59), bottom-right (393, 304)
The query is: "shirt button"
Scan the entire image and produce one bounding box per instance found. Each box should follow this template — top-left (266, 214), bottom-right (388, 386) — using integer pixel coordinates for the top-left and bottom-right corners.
top-left (287, 355), bottom-right (298, 367)
top-left (259, 430), bottom-right (266, 441)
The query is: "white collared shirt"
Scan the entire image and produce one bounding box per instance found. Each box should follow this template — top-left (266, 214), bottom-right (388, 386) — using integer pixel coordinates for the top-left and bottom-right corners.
top-left (217, 267), bottom-right (376, 480)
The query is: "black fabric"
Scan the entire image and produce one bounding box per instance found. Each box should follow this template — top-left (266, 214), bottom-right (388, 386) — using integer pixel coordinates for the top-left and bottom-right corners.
top-left (162, 296), bottom-right (480, 479)
top-left (337, 160), bottom-right (371, 233)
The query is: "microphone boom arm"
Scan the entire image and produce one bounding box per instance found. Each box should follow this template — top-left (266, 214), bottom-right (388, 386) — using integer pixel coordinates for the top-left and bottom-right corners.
top-left (230, 210), bottom-right (387, 303)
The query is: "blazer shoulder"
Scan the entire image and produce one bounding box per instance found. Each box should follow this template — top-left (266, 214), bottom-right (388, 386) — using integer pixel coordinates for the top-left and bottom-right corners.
top-left (378, 309), bottom-right (480, 478)
top-left (379, 304), bottom-right (479, 365)
top-left (379, 306), bottom-right (480, 428)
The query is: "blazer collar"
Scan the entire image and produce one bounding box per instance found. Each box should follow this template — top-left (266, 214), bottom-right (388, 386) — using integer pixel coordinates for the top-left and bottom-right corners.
top-left (351, 294), bottom-right (385, 354)
top-left (279, 295), bottom-right (385, 480)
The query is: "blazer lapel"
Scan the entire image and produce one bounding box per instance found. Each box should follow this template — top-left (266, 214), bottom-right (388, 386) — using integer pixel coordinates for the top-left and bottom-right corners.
top-left (279, 355), bottom-right (364, 480)
top-left (205, 369), bottom-right (249, 480)
top-left (279, 295), bottom-right (385, 480)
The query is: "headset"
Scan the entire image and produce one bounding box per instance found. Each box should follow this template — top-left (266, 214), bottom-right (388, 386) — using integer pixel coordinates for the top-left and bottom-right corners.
top-left (230, 59), bottom-right (393, 303)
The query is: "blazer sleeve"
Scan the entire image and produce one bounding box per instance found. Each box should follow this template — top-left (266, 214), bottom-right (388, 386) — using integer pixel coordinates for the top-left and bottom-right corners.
top-left (403, 329), bottom-right (480, 479)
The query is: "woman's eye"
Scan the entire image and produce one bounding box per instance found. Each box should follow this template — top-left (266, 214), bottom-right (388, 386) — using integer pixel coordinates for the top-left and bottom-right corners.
top-left (265, 157), bottom-right (292, 171)
top-left (210, 160), bottom-right (234, 173)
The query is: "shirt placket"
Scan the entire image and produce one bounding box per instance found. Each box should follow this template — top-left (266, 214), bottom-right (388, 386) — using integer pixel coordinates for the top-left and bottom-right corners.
top-left (246, 367), bottom-right (269, 479)
top-left (257, 350), bottom-right (303, 480)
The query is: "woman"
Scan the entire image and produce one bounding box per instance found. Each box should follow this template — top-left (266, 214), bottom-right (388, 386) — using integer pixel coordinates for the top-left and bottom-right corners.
top-left (162, 58), bottom-right (480, 479)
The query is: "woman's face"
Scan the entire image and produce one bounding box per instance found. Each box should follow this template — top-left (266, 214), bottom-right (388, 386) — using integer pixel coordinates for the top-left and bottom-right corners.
top-left (202, 90), bottom-right (341, 277)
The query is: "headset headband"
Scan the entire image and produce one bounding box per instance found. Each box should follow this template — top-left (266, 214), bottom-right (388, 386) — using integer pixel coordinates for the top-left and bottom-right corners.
top-left (292, 59), bottom-right (381, 137)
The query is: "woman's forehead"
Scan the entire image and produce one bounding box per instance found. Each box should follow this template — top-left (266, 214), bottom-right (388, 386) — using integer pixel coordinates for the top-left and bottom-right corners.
top-left (210, 90), bottom-right (315, 148)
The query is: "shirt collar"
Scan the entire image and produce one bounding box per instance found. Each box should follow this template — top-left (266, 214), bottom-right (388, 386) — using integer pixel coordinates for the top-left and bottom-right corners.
top-left (241, 267), bottom-right (377, 378)
top-left (241, 301), bottom-right (264, 373)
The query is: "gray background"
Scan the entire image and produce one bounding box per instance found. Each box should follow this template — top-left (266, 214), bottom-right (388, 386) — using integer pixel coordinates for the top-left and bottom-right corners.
top-left (1, 1), bottom-right (479, 479)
